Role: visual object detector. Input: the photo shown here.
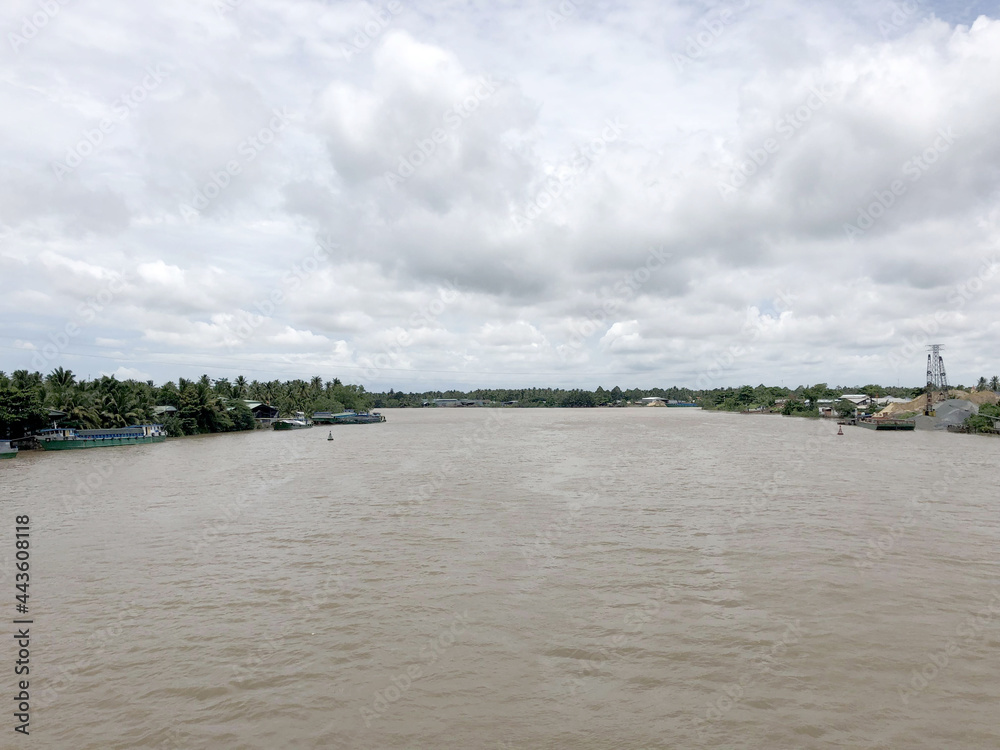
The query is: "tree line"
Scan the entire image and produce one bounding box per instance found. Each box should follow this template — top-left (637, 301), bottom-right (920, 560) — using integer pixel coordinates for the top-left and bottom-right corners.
top-left (0, 369), bottom-right (372, 439)
top-left (3, 370), bottom-right (997, 440)
top-left (369, 385), bottom-right (699, 408)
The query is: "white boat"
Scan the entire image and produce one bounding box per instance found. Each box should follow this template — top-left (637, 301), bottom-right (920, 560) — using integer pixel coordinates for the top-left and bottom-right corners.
top-left (0, 440), bottom-right (18, 459)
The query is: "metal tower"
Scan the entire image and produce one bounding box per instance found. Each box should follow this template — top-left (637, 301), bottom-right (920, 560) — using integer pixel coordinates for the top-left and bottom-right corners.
top-left (925, 344), bottom-right (949, 414)
top-left (926, 344), bottom-right (948, 390)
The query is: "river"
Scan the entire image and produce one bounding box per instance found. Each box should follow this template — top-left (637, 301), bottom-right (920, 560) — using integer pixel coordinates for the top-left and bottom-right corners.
top-left (2, 407), bottom-right (998, 748)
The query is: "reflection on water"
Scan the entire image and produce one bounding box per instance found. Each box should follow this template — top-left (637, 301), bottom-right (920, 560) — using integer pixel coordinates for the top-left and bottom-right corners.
top-left (3, 408), bottom-right (999, 748)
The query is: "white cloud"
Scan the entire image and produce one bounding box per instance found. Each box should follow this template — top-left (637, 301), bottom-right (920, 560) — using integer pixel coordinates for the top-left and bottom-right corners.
top-left (3, 2), bottom-right (999, 388)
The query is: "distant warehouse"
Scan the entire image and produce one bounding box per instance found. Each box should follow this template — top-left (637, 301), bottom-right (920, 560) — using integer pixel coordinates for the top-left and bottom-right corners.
top-left (428, 398), bottom-right (489, 407)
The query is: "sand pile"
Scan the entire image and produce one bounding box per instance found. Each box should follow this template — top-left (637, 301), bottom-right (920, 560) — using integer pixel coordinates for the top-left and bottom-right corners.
top-left (876, 390), bottom-right (998, 416)
top-left (961, 390), bottom-right (1000, 405)
top-left (878, 398), bottom-right (923, 416)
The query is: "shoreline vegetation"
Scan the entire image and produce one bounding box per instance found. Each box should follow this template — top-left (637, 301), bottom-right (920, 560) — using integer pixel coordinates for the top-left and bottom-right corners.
top-left (1, 369), bottom-right (998, 442)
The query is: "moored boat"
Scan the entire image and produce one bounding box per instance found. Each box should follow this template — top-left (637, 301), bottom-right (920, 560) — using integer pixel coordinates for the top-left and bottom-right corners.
top-left (312, 410), bottom-right (386, 425)
top-left (858, 418), bottom-right (915, 431)
top-left (273, 419), bottom-right (313, 430)
top-left (0, 440), bottom-right (17, 459)
top-left (273, 411), bottom-right (314, 430)
top-left (272, 419), bottom-right (312, 430)
top-left (35, 424), bottom-right (167, 450)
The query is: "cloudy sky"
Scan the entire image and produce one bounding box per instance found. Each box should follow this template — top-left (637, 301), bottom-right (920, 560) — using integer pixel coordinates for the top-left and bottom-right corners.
top-left (2, 0), bottom-right (999, 391)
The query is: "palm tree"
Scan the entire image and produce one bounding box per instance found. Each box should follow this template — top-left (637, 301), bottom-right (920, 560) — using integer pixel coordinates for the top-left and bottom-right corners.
top-left (96, 391), bottom-right (129, 427)
top-left (213, 377), bottom-right (232, 398)
top-left (248, 380), bottom-right (264, 400)
top-left (47, 386), bottom-right (100, 428)
top-left (977, 376), bottom-right (988, 391)
top-left (46, 367), bottom-right (76, 390)
top-left (233, 376), bottom-right (249, 397)
top-left (12, 370), bottom-right (43, 392)
top-left (991, 375), bottom-right (1000, 392)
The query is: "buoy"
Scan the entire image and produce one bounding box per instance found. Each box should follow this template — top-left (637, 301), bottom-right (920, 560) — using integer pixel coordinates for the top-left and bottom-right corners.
top-left (837, 426), bottom-right (843, 435)
top-left (327, 431), bottom-right (334, 441)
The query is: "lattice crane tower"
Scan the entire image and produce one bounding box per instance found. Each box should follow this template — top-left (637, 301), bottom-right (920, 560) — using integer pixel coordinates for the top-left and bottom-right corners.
top-left (926, 344), bottom-right (949, 391)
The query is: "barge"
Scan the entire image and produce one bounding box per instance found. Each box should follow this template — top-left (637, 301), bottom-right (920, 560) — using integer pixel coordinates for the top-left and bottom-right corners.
top-left (35, 424), bottom-right (167, 450)
top-left (273, 419), bottom-right (313, 430)
top-left (312, 410), bottom-right (386, 425)
top-left (858, 418), bottom-right (915, 431)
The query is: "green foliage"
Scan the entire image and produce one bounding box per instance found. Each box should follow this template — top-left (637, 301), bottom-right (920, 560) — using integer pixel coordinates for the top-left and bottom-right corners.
top-left (560, 389), bottom-right (597, 407)
top-left (161, 414), bottom-right (185, 438)
top-left (966, 403), bottom-right (1000, 433)
top-left (834, 400), bottom-right (858, 418)
top-left (0, 369), bottom-right (372, 440)
top-left (780, 398), bottom-right (819, 417)
top-left (0, 381), bottom-right (48, 439)
top-left (227, 399), bottom-right (257, 432)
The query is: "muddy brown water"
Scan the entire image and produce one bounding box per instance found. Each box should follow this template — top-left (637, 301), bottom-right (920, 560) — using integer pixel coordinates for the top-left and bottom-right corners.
top-left (3, 408), bottom-right (998, 748)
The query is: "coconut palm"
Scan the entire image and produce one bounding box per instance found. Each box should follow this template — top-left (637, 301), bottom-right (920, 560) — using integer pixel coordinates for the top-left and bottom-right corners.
top-left (213, 377), bottom-right (232, 397)
top-left (49, 387), bottom-right (100, 428)
top-left (233, 375), bottom-right (249, 397)
top-left (46, 367), bottom-right (77, 391)
top-left (991, 375), bottom-right (1000, 392)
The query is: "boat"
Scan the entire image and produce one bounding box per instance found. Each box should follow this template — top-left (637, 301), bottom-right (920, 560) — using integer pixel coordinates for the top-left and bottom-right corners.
top-left (312, 410), bottom-right (386, 425)
top-left (857, 418), bottom-right (915, 431)
top-left (273, 412), bottom-right (314, 430)
top-left (0, 440), bottom-right (18, 459)
top-left (273, 419), bottom-right (313, 430)
top-left (664, 401), bottom-right (699, 407)
top-left (35, 424), bottom-right (167, 450)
